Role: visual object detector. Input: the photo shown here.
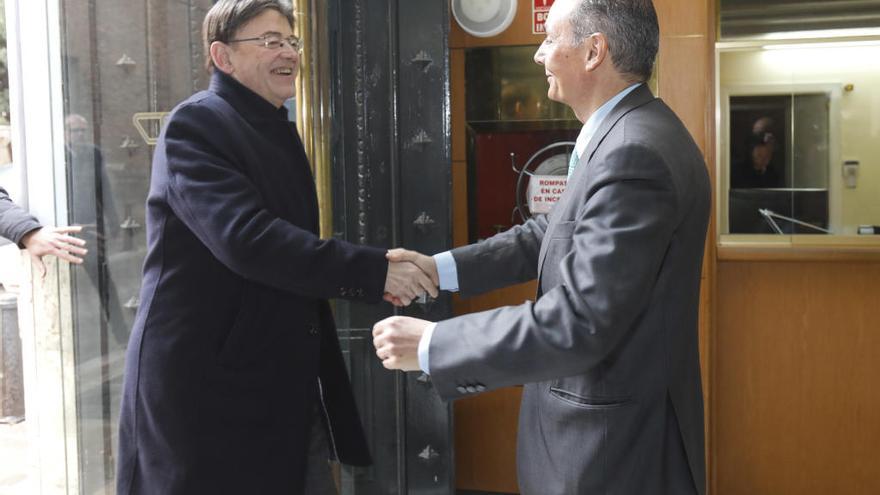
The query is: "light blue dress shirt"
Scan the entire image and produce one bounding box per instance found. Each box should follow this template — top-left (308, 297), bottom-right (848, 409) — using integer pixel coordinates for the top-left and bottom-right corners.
top-left (418, 83), bottom-right (642, 374)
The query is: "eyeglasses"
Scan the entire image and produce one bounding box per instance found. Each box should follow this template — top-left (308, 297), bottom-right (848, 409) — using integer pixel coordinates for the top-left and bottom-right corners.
top-left (228, 34), bottom-right (302, 52)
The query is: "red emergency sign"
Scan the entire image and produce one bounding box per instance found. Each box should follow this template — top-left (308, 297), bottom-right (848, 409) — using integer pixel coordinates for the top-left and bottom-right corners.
top-left (533, 0), bottom-right (554, 34)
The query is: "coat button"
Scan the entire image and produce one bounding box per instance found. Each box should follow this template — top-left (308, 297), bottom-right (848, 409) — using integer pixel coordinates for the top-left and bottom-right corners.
top-left (456, 386), bottom-right (467, 394)
top-left (308, 326), bottom-right (319, 336)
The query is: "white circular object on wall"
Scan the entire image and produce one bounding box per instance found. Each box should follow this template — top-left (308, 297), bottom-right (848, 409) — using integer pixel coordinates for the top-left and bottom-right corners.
top-left (451, 0), bottom-right (518, 38)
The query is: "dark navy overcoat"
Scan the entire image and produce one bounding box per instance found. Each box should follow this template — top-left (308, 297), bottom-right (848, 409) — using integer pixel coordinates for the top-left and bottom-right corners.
top-left (117, 70), bottom-right (386, 494)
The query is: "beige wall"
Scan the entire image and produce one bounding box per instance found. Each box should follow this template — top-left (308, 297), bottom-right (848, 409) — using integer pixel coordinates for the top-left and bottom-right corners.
top-left (720, 45), bottom-right (880, 232)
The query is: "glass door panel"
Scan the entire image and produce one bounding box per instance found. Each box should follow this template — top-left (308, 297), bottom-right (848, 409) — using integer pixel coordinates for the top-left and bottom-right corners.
top-left (58, 1), bottom-right (212, 492)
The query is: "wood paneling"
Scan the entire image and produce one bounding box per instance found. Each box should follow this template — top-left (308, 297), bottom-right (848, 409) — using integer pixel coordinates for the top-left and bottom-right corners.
top-left (450, 49), bottom-right (466, 163)
top-left (718, 242), bottom-right (880, 262)
top-left (454, 387), bottom-right (523, 493)
top-left (714, 261), bottom-right (880, 494)
top-left (655, 0), bottom-right (710, 36)
top-left (452, 281), bottom-right (537, 316)
top-left (658, 35), bottom-right (710, 155)
top-left (452, 159), bottom-right (469, 249)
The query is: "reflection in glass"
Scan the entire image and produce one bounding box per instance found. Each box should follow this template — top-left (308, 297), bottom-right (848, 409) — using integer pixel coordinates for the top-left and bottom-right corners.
top-left (464, 46), bottom-right (580, 242)
top-left (727, 94), bottom-right (830, 234)
top-left (465, 46), bottom-right (576, 122)
top-left (59, 0), bottom-right (212, 492)
top-left (720, 41), bottom-right (880, 236)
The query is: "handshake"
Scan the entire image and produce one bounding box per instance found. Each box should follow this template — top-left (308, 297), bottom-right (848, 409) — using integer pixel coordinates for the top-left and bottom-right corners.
top-left (382, 248), bottom-right (439, 307)
top-left (375, 248), bottom-right (438, 373)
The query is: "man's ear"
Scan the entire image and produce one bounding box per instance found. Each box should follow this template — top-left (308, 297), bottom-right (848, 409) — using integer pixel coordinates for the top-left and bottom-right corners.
top-left (584, 33), bottom-right (609, 72)
top-left (210, 41), bottom-right (234, 74)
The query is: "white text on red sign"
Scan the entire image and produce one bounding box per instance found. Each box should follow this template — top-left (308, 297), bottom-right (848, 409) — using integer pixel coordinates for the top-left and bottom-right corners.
top-left (528, 175), bottom-right (567, 214)
top-left (533, 0), bottom-right (555, 34)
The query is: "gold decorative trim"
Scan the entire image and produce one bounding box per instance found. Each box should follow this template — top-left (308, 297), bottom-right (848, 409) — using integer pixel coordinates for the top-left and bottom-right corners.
top-left (132, 112), bottom-right (170, 146)
top-left (294, 1), bottom-right (333, 239)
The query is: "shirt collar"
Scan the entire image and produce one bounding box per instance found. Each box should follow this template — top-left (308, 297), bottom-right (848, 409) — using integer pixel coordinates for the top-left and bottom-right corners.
top-left (574, 83), bottom-right (641, 159)
top-left (208, 70), bottom-right (290, 122)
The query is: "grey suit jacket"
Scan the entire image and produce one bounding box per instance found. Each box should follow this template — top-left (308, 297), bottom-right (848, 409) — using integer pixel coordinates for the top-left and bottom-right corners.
top-left (0, 186), bottom-right (42, 246)
top-left (430, 85), bottom-right (710, 495)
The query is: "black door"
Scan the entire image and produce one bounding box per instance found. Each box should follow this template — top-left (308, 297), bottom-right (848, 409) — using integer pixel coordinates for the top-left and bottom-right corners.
top-left (328, 1), bottom-right (455, 494)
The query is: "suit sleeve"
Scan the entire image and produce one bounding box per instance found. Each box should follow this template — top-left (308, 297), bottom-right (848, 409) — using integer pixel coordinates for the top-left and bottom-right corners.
top-left (428, 144), bottom-right (679, 398)
top-left (0, 186), bottom-right (42, 247)
top-left (449, 213), bottom-right (548, 296)
top-left (160, 102), bottom-right (387, 302)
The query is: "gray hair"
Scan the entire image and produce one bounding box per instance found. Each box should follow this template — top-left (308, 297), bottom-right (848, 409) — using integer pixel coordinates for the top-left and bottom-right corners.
top-left (202, 0), bottom-right (295, 71)
top-left (569, 0), bottom-right (659, 82)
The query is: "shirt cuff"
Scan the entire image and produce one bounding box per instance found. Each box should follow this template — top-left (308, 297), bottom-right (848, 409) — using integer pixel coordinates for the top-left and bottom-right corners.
top-left (418, 322), bottom-right (436, 374)
top-left (433, 251), bottom-right (459, 292)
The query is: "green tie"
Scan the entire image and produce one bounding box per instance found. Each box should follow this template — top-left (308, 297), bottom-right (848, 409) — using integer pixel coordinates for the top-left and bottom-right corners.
top-left (567, 150), bottom-right (580, 179)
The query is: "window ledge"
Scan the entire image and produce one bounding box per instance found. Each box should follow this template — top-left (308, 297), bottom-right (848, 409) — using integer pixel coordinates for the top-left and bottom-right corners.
top-left (718, 235), bottom-right (880, 261)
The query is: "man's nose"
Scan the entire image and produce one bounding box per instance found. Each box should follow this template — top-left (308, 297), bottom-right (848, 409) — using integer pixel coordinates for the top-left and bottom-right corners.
top-left (534, 46), bottom-right (545, 65)
top-left (280, 46), bottom-right (298, 59)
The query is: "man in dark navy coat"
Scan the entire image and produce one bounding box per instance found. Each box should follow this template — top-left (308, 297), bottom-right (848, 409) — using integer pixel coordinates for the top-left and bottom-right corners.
top-left (116, 1), bottom-right (435, 493)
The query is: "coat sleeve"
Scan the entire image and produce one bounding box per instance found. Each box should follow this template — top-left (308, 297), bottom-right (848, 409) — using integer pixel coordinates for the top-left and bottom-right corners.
top-left (450, 214), bottom-right (548, 297)
top-left (428, 143), bottom-right (679, 398)
top-left (160, 101), bottom-right (388, 302)
top-left (0, 186), bottom-right (43, 247)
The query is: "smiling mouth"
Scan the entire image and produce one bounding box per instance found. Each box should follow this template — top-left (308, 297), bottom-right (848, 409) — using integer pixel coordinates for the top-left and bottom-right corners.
top-left (272, 68), bottom-right (294, 76)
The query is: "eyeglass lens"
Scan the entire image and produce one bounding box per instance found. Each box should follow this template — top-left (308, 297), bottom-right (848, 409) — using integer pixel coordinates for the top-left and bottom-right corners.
top-left (265, 35), bottom-right (300, 50)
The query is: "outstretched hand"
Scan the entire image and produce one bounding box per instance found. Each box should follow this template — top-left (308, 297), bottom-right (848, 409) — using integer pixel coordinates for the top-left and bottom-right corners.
top-left (20, 225), bottom-right (88, 278)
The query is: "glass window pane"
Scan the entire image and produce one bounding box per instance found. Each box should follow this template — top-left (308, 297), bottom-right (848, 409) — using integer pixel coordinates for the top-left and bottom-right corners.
top-left (720, 41), bottom-right (880, 236)
top-left (465, 46), bottom-right (576, 122)
top-left (58, 1), bottom-right (212, 491)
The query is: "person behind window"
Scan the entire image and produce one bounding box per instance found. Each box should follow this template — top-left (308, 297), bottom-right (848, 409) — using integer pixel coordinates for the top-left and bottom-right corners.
top-left (63, 113), bottom-right (129, 347)
top-left (731, 116), bottom-right (783, 189)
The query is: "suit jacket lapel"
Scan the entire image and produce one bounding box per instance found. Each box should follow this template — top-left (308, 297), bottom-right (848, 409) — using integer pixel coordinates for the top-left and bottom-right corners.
top-left (534, 84), bottom-right (657, 291)
top-left (583, 84), bottom-right (656, 165)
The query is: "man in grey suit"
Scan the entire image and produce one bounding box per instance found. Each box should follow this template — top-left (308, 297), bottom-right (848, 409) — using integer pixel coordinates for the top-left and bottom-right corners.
top-left (373, 0), bottom-right (710, 493)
